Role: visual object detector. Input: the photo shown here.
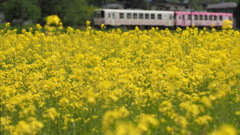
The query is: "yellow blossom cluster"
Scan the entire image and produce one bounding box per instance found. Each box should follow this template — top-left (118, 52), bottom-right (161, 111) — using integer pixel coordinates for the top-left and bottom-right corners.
top-left (0, 22), bottom-right (239, 135)
top-left (44, 15), bottom-right (63, 33)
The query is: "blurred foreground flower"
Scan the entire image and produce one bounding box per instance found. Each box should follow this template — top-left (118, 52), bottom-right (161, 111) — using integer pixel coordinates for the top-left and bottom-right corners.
top-left (222, 20), bottom-right (233, 29)
top-left (46, 15), bottom-right (61, 26)
top-left (209, 125), bottom-right (237, 135)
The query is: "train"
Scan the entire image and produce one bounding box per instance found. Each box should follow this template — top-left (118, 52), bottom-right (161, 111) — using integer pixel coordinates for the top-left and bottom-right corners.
top-left (93, 9), bottom-right (233, 28)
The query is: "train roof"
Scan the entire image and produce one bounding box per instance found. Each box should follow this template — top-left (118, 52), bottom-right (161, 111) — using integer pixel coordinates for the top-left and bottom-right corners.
top-left (94, 9), bottom-right (174, 13)
top-left (175, 11), bottom-right (233, 15)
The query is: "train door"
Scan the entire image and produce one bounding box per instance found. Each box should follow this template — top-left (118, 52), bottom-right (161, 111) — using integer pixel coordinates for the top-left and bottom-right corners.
top-left (93, 10), bottom-right (104, 26)
top-left (182, 14), bottom-right (186, 26)
top-left (169, 14), bottom-right (173, 26)
top-left (176, 13), bottom-right (185, 27)
top-left (111, 12), bottom-right (116, 26)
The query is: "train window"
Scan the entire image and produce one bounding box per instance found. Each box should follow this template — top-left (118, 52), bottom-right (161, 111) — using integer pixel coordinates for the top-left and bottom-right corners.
top-left (101, 11), bottom-right (105, 18)
top-left (127, 13), bottom-right (131, 19)
top-left (169, 15), bottom-right (172, 20)
top-left (188, 15), bottom-right (192, 20)
top-left (182, 15), bottom-right (185, 19)
top-left (194, 15), bottom-right (198, 20)
top-left (133, 13), bottom-right (138, 19)
top-left (145, 14), bottom-right (149, 19)
top-left (139, 13), bottom-right (143, 19)
top-left (229, 16), bottom-right (232, 20)
top-left (199, 15), bottom-right (203, 20)
top-left (219, 16), bottom-right (223, 21)
top-left (214, 16), bottom-right (217, 20)
top-left (158, 14), bottom-right (162, 19)
top-left (209, 15), bottom-right (212, 20)
top-left (112, 13), bottom-right (115, 18)
top-left (108, 13), bottom-right (111, 18)
top-left (179, 15), bottom-right (181, 19)
top-left (204, 15), bottom-right (208, 20)
top-left (151, 14), bottom-right (155, 19)
top-left (120, 13), bottom-right (124, 19)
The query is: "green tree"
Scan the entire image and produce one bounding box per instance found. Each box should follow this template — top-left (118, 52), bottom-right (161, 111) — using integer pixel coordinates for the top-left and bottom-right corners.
top-left (38, 0), bottom-right (96, 26)
top-left (118, 0), bottom-right (147, 9)
top-left (2, 0), bottom-right (41, 25)
top-left (62, 0), bottom-right (95, 26)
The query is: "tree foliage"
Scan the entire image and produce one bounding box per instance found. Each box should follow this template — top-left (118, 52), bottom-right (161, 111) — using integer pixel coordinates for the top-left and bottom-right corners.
top-left (118, 0), bottom-right (147, 9)
top-left (38, 0), bottom-right (96, 26)
top-left (2, 0), bottom-right (41, 25)
top-left (61, 0), bottom-right (96, 26)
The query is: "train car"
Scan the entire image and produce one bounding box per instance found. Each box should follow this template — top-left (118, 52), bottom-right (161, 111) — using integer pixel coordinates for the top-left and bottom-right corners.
top-left (93, 9), bottom-right (174, 27)
top-left (175, 11), bottom-right (233, 27)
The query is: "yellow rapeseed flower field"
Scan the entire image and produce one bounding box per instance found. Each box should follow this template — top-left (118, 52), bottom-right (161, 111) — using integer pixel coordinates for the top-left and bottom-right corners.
top-left (0, 19), bottom-right (239, 135)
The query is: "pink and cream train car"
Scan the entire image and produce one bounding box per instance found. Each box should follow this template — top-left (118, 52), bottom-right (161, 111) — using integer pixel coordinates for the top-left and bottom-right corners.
top-left (94, 9), bottom-right (174, 27)
top-left (174, 11), bottom-right (233, 27)
top-left (93, 9), bottom-right (233, 28)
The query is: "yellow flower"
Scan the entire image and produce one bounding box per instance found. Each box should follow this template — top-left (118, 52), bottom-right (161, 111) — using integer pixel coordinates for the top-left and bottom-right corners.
top-left (44, 108), bottom-right (60, 121)
top-left (36, 24), bottom-right (42, 30)
top-left (209, 125), bottom-right (237, 135)
top-left (100, 23), bottom-right (105, 30)
top-left (86, 20), bottom-right (91, 26)
top-left (174, 115), bottom-right (188, 128)
top-left (59, 97), bottom-right (70, 105)
top-left (222, 20), bottom-right (233, 29)
top-left (107, 122), bottom-right (141, 135)
top-left (5, 22), bottom-right (10, 27)
top-left (235, 111), bottom-right (240, 115)
top-left (102, 107), bottom-right (129, 130)
top-left (194, 115), bottom-right (212, 125)
top-left (0, 116), bottom-right (12, 126)
top-left (166, 126), bottom-right (174, 134)
top-left (46, 15), bottom-right (61, 26)
top-left (14, 120), bottom-right (43, 135)
top-left (137, 114), bottom-right (158, 132)
top-left (201, 96), bottom-right (212, 108)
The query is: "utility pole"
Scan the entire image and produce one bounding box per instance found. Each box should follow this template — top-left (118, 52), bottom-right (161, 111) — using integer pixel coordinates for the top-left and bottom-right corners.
top-left (190, 0), bottom-right (192, 26)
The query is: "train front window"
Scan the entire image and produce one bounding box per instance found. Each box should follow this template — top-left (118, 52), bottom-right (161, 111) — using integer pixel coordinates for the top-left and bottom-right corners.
top-left (194, 15), bottom-right (198, 20)
top-left (120, 13), bottom-right (124, 19)
top-left (133, 13), bottom-right (138, 19)
top-left (139, 13), bottom-right (143, 19)
top-left (188, 15), bottom-right (192, 20)
top-left (219, 16), bottom-right (223, 21)
top-left (209, 15), bottom-right (212, 20)
top-left (145, 14), bottom-right (149, 19)
top-left (127, 13), bottom-right (131, 19)
top-left (199, 15), bottom-right (203, 20)
top-left (214, 16), bottom-right (217, 20)
top-left (204, 15), bottom-right (208, 20)
top-left (101, 11), bottom-right (105, 18)
top-left (151, 14), bottom-right (155, 19)
top-left (158, 14), bottom-right (162, 19)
